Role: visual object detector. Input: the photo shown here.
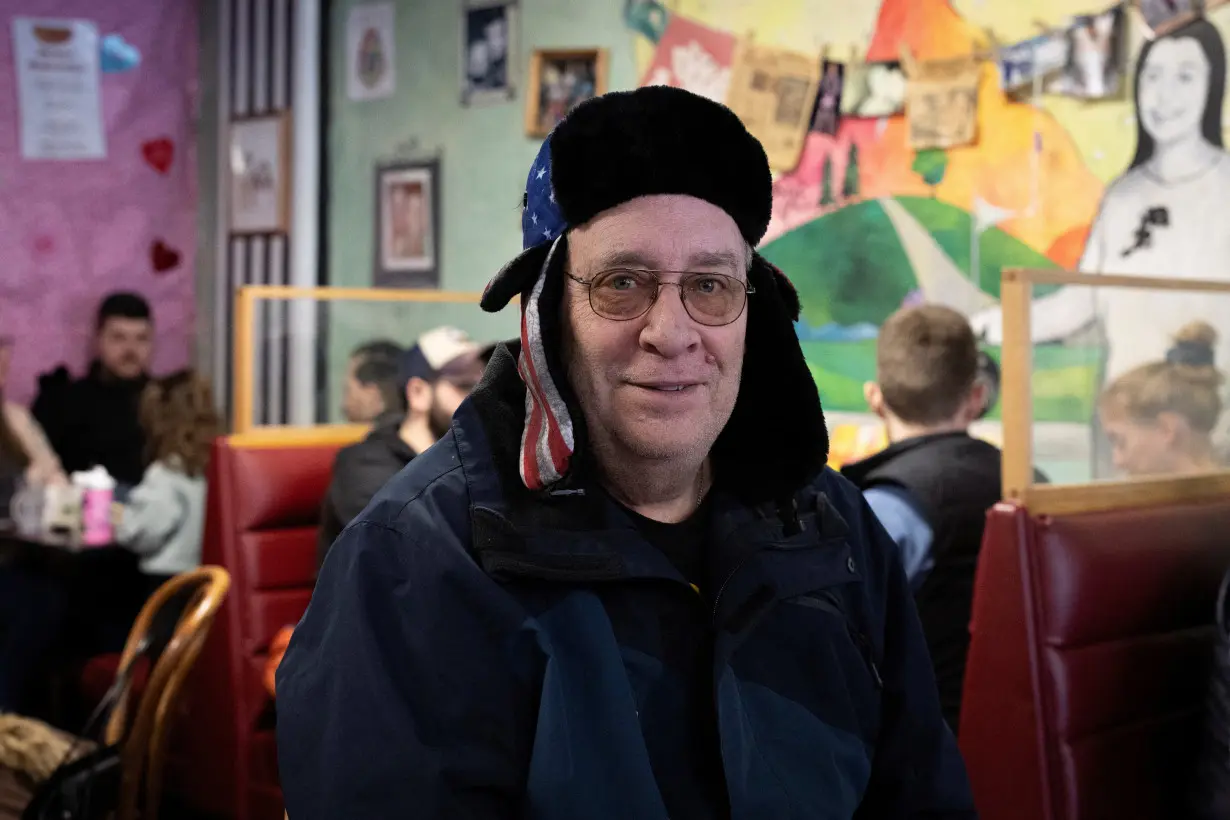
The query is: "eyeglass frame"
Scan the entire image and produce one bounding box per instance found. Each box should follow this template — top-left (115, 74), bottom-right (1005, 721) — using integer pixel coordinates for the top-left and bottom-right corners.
top-left (564, 268), bottom-right (756, 327)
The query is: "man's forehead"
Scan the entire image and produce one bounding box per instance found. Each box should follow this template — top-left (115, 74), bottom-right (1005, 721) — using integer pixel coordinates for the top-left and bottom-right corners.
top-left (586, 246), bottom-right (745, 272)
top-left (101, 317), bottom-right (151, 334)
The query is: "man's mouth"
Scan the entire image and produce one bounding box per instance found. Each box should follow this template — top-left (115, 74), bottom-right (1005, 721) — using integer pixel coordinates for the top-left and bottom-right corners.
top-left (632, 382), bottom-right (699, 393)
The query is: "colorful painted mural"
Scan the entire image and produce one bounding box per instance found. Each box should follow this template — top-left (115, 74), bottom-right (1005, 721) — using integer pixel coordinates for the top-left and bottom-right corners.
top-left (629, 0), bottom-right (1230, 447)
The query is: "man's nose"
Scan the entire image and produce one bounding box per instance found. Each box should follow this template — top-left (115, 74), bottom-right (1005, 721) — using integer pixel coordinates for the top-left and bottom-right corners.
top-left (639, 285), bottom-right (700, 357)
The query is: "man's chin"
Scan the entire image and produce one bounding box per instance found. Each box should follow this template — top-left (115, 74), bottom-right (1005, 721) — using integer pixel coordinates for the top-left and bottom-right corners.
top-left (614, 421), bottom-right (713, 462)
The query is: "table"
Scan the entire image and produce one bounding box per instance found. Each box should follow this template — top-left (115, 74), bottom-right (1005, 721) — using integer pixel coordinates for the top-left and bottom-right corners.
top-left (0, 525), bottom-right (130, 572)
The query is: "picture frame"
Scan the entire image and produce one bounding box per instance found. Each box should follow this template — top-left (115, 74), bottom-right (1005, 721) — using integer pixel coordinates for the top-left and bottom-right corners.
top-left (228, 112), bottom-right (292, 234)
top-left (461, 0), bottom-right (517, 106)
top-left (373, 159), bottom-right (441, 289)
top-left (524, 48), bottom-right (609, 138)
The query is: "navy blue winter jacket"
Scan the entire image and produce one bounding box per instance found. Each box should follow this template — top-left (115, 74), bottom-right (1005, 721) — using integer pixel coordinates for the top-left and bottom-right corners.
top-left (276, 347), bottom-right (977, 819)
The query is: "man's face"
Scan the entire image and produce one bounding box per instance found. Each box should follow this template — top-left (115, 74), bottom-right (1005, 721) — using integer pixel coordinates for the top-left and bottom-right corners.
top-left (428, 379), bottom-right (473, 439)
top-left (408, 374), bottom-right (478, 441)
top-left (97, 317), bottom-right (152, 380)
top-left (562, 194), bottom-right (748, 466)
top-left (341, 357), bottom-right (386, 424)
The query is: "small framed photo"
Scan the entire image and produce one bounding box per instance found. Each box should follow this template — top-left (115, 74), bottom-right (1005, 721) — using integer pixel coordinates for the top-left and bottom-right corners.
top-left (1136, 0), bottom-right (1203, 38)
top-left (228, 113), bottom-right (291, 234)
top-left (524, 48), bottom-right (609, 138)
top-left (374, 159), bottom-right (440, 288)
top-left (462, 0), bottom-right (517, 105)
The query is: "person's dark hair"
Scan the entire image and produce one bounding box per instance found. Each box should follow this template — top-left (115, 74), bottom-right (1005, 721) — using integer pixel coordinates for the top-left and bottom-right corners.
top-left (351, 339), bottom-right (402, 363)
top-left (96, 291), bottom-right (152, 331)
top-left (876, 305), bottom-right (979, 426)
top-left (1129, 18), bottom-right (1226, 170)
top-left (351, 339), bottom-right (405, 414)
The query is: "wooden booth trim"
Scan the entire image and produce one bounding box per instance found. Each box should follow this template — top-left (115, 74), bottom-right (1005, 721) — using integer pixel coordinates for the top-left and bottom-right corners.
top-left (226, 425), bottom-right (367, 449)
top-left (999, 267), bottom-right (1230, 515)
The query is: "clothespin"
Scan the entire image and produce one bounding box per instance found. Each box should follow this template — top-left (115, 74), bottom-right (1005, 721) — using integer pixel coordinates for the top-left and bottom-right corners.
top-left (898, 43), bottom-right (918, 77)
top-left (981, 27), bottom-right (1002, 62)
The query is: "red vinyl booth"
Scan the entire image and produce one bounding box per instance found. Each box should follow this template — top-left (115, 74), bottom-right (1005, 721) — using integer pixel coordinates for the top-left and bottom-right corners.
top-left (960, 499), bottom-right (1230, 820)
top-left (169, 435), bottom-right (343, 820)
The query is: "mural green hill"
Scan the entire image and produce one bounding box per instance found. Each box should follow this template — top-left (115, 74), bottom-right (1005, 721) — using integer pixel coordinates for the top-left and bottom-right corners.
top-left (894, 196), bottom-right (1060, 297)
top-left (762, 197), bottom-right (1096, 422)
top-left (760, 196), bottom-right (1058, 327)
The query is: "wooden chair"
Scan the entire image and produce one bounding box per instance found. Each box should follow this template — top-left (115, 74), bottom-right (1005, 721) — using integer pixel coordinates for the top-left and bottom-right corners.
top-left (106, 566), bottom-right (231, 820)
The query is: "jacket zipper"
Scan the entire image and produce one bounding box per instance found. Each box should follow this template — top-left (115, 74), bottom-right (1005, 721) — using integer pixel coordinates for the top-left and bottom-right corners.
top-left (852, 629), bottom-right (884, 689)
top-left (711, 552), bottom-right (758, 622)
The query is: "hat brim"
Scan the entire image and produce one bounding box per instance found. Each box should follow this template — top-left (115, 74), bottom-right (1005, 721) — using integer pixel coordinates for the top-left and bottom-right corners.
top-left (481, 243), bottom-right (552, 313)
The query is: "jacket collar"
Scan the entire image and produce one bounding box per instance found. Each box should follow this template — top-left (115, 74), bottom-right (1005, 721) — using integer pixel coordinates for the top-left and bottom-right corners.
top-left (841, 430), bottom-right (974, 486)
top-left (453, 343), bottom-right (852, 621)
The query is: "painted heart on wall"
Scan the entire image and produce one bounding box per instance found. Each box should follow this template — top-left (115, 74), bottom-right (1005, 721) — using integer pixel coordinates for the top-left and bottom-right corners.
top-left (150, 239), bottom-right (181, 273)
top-left (141, 138), bottom-right (174, 174)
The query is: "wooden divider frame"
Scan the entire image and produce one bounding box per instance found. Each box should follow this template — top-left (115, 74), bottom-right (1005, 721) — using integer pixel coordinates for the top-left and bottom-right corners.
top-left (231, 285), bottom-right (497, 443)
top-left (1000, 268), bottom-right (1230, 515)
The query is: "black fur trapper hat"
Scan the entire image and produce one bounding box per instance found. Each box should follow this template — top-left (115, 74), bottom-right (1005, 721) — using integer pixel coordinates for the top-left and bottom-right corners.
top-left (480, 85), bottom-right (828, 506)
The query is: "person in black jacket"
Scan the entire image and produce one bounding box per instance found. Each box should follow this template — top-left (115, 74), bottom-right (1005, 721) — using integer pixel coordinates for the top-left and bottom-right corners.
top-left (31, 293), bottom-right (153, 489)
top-left (316, 326), bottom-right (485, 567)
top-left (842, 303), bottom-right (1008, 733)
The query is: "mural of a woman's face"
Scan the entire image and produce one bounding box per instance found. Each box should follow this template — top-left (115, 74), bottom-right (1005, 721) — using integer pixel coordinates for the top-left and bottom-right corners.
top-left (1138, 37), bottom-right (1211, 147)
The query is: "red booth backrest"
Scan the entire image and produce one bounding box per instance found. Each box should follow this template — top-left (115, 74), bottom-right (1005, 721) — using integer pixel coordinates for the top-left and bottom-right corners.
top-left (171, 437), bottom-right (341, 820)
top-left (961, 500), bottom-right (1230, 820)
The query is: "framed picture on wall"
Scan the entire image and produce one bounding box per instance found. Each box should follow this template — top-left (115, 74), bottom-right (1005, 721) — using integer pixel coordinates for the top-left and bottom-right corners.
top-left (461, 0), bottom-right (517, 106)
top-left (228, 113), bottom-right (291, 234)
top-left (524, 48), bottom-right (609, 137)
top-left (374, 159), bottom-right (440, 288)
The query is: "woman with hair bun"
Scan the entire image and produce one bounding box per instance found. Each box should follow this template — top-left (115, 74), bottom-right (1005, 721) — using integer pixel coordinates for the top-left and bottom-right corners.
top-left (1098, 321), bottom-right (1225, 476)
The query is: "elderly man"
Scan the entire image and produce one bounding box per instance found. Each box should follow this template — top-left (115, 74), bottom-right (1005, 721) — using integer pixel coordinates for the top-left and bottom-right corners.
top-left (277, 87), bottom-right (975, 818)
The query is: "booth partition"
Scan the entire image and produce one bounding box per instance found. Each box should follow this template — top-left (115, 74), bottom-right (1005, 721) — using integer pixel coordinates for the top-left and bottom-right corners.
top-left (961, 268), bottom-right (1230, 820)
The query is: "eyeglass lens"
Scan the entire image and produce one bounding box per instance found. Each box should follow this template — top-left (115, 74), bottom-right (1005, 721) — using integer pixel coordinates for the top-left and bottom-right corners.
top-left (589, 269), bottom-right (747, 326)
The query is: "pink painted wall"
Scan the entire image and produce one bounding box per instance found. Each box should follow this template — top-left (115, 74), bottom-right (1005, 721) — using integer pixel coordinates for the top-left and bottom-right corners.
top-left (0, 0), bottom-right (198, 404)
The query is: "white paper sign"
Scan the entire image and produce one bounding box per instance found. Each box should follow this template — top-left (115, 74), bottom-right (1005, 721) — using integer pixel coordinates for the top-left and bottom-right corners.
top-left (11, 17), bottom-right (106, 160)
top-left (346, 3), bottom-right (396, 101)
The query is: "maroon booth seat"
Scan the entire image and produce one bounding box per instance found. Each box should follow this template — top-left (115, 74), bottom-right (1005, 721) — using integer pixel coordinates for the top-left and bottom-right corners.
top-left (960, 499), bottom-right (1230, 820)
top-left (167, 436), bottom-right (342, 820)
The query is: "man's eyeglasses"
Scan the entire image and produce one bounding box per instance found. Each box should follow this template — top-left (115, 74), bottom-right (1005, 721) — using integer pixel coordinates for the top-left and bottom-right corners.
top-left (566, 269), bottom-right (755, 327)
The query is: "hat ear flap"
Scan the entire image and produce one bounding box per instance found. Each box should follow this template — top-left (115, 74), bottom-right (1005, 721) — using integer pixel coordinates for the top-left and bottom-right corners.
top-left (768, 260), bottom-right (802, 320)
top-left (482, 243), bottom-right (552, 312)
top-left (712, 253), bottom-right (828, 504)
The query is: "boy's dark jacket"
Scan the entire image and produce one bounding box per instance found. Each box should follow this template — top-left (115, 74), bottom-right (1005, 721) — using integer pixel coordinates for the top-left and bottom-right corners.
top-left (276, 343), bottom-right (977, 819)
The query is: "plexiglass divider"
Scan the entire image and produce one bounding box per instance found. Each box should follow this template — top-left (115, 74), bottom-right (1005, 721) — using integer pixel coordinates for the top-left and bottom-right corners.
top-left (231, 286), bottom-right (519, 440)
top-left (1000, 268), bottom-right (1230, 515)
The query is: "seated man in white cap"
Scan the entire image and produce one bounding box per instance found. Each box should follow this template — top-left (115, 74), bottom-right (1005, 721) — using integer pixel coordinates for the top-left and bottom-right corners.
top-left (316, 326), bottom-right (485, 567)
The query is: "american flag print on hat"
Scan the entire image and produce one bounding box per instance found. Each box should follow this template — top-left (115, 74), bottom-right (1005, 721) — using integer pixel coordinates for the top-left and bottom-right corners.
top-left (515, 140), bottom-right (573, 490)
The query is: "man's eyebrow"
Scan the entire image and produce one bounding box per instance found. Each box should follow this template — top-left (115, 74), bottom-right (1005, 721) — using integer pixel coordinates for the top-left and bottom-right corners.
top-left (590, 249), bottom-right (659, 271)
top-left (685, 249), bottom-right (743, 271)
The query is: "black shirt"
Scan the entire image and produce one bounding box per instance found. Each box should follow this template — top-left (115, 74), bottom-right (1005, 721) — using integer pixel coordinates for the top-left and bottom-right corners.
top-left (617, 494), bottom-right (729, 819)
top-left (618, 495), bottom-right (713, 585)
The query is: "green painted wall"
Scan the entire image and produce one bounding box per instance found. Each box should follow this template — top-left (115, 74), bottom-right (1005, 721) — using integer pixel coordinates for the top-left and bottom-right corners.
top-left (323, 0), bottom-right (636, 420)
top-left (326, 0), bottom-right (637, 296)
